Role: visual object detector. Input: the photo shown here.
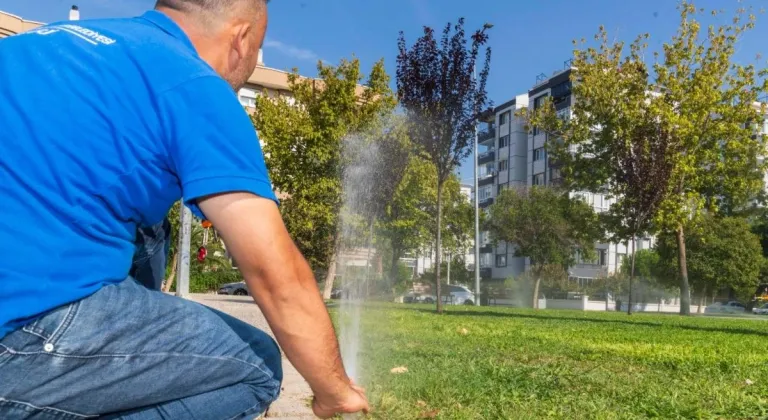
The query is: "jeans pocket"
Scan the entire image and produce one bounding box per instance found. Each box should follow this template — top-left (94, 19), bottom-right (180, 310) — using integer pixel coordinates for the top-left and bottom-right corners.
top-left (19, 301), bottom-right (81, 350)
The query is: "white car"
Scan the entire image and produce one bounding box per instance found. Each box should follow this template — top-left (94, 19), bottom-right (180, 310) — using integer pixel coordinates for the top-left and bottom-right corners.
top-left (420, 285), bottom-right (476, 306)
top-left (705, 301), bottom-right (746, 314)
top-left (752, 303), bottom-right (768, 315)
top-left (217, 281), bottom-right (249, 296)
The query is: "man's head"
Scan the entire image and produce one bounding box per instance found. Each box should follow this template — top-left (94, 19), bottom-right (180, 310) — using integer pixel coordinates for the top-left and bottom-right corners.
top-left (155, 0), bottom-right (268, 90)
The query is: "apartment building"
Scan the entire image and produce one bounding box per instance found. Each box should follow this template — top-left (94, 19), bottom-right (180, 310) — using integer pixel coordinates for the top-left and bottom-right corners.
top-left (477, 63), bottom-right (652, 283)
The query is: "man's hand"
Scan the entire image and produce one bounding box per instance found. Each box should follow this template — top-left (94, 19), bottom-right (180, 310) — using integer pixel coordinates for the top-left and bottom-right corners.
top-left (198, 192), bottom-right (368, 417)
top-left (312, 381), bottom-right (370, 419)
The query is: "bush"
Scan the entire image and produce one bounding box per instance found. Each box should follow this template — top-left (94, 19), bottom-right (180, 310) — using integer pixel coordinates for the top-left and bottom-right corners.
top-left (189, 269), bottom-right (243, 293)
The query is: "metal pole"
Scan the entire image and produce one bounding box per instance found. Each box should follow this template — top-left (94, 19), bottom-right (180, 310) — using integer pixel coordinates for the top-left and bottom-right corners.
top-left (473, 64), bottom-right (481, 306)
top-left (175, 205), bottom-right (192, 298)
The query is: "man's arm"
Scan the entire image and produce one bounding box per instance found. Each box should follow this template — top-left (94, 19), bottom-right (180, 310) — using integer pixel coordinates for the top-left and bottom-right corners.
top-left (198, 192), bottom-right (368, 418)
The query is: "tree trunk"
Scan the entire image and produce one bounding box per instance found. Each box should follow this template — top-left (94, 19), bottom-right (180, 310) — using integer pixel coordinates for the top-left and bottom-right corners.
top-left (446, 252), bottom-right (451, 285)
top-left (162, 250), bottom-right (179, 293)
top-left (532, 276), bottom-right (541, 309)
top-left (322, 240), bottom-right (339, 300)
top-left (676, 225), bottom-right (691, 315)
top-left (628, 237), bottom-right (636, 315)
top-left (435, 181), bottom-right (444, 313)
top-left (697, 292), bottom-right (704, 314)
top-left (390, 245), bottom-right (402, 287)
top-left (363, 217), bottom-right (375, 298)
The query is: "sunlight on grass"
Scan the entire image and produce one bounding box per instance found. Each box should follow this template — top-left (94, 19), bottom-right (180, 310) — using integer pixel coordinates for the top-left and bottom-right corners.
top-left (332, 304), bottom-right (768, 419)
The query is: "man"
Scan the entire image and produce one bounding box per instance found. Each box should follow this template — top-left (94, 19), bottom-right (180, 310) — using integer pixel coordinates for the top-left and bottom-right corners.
top-left (0, 0), bottom-right (368, 418)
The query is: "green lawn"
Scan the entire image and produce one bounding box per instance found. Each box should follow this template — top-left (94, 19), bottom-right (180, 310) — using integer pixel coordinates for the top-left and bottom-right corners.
top-left (333, 304), bottom-right (768, 419)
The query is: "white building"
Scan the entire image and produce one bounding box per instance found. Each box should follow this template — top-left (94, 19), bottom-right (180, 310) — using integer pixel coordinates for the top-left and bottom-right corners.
top-left (477, 63), bottom-right (653, 283)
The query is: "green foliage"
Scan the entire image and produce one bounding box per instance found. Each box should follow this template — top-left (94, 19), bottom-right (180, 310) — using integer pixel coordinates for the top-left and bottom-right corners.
top-left (485, 186), bottom-right (602, 307)
top-left (188, 269), bottom-right (242, 294)
top-left (657, 216), bottom-right (763, 301)
top-left (528, 2), bottom-right (768, 315)
top-left (337, 304), bottom-right (768, 419)
top-left (397, 19), bottom-right (492, 311)
top-left (486, 186), bottom-right (602, 272)
top-left (252, 58), bottom-right (396, 270)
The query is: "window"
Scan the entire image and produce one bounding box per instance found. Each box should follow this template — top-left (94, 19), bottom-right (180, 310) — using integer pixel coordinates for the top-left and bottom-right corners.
top-left (497, 183), bottom-right (508, 195)
top-left (597, 249), bottom-right (607, 266)
top-left (480, 253), bottom-right (493, 268)
top-left (498, 160), bottom-right (508, 171)
top-left (481, 163), bottom-right (494, 177)
top-left (238, 96), bottom-right (256, 108)
top-left (532, 95), bottom-right (549, 136)
top-left (556, 107), bottom-right (571, 121)
top-left (499, 111), bottom-right (510, 125)
top-left (479, 185), bottom-right (493, 201)
top-left (496, 254), bottom-right (507, 267)
top-left (237, 88), bottom-right (261, 108)
top-left (532, 173), bottom-right (545, 186)
top-left (533, 148), bottom-right (546, 161)
top-left (550, 168), bottom-right (562, 182)
top-left (498, 135), bottom-right (510, 148)
top-left (551, 81), bottom-right (572, 103)
top-left (533, 94), bottom-right (549, 110)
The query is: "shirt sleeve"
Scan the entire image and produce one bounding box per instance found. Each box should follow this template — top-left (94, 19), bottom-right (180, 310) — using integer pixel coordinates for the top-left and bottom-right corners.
top-left (158, 76), bottom-right (277, 219)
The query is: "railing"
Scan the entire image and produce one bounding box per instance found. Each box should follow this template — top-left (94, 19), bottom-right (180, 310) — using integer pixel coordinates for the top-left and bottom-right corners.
top-left (478, 148), bottom-right (495, 161)
top-left (478, 127), bottom-right (495, 141)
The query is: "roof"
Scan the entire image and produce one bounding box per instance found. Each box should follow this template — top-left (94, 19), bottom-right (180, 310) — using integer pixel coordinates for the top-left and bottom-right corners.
top-left (0, 9), bottom-right (43, 38)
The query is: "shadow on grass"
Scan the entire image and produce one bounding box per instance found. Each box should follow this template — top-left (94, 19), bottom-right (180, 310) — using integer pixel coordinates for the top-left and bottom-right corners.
top-left (396, 307), bottom-right (768, 338)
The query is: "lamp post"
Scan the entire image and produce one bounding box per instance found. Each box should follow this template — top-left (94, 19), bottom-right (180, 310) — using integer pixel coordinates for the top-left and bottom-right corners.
top-left (473, 22), bottom-right (493, 307)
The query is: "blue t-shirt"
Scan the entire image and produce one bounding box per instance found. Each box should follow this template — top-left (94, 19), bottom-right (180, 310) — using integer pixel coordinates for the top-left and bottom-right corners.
top-left (0, 11), bottom-right (277, 339)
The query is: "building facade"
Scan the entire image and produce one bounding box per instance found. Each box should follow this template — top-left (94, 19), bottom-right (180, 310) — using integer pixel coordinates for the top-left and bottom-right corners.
top-left (477, 63), bottom-right (653, 283)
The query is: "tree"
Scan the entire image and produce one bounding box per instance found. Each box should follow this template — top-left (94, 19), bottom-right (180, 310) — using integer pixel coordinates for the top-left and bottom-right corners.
top-left (485, 186), bottom-right (603, 308)
top-left (430, 175), bottom-right (474, 283)
top-left (530, 1), bottom-right (768, 315)
top-left (657, 216), bottom-right (763, 308)
top-left (397, 18), bottom-right (492, 312)
top-left (341, 115), bottom-right (413, 294)
top-left (252, 58), bottom-right (396, 299)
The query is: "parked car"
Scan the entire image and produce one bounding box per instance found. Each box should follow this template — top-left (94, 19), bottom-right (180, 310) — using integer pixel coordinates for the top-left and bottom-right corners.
top-left (217, 281), bottom-right (249, 296)
top-left (705, 301), bottom-right (746, 314)
top-left (418, 285), bottom-right (476, 305)
top-left (752, 303), bottom-right (768, 315)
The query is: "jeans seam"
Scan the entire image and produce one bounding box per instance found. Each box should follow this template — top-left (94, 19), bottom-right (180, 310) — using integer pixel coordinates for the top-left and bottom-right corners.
top-left (0, 397), bottom-right (96, 419)
top-left (46, 301), bottom-right (80, 346)
top-left (22, 319), bottom-right (47, 339)
top-left (7, 350), bottom-right (277, 380)
top-left (20, 327), bottom-right (48, 341)
top-left (224, 401), bottom-right (263, 420)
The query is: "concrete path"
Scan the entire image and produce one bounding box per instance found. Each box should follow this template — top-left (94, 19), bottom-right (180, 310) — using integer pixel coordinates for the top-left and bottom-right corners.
top-left (189, 294), bottom-right (316, 419)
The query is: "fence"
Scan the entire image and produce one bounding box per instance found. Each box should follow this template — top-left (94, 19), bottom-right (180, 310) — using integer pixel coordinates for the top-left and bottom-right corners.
top-left (489, 295), bottom-right (704, 313)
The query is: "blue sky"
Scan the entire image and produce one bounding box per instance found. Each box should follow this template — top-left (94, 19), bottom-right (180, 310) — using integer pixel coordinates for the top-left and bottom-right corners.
top-left (2, 0), bottom-right (766, 183)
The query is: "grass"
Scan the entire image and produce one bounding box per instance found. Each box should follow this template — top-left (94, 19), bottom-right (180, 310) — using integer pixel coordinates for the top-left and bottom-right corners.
top-left (332, 303), bottom-right (768, 420)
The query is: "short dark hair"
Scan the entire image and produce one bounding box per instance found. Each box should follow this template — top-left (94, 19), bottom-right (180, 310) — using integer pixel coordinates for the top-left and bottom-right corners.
top-left (155, 0), bottom-right (267, 19)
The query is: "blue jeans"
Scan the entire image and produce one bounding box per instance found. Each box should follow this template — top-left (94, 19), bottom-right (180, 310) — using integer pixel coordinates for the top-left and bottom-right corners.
top-left (0, 279), bottom-right (282, 419)
top-left (131, 219), bottom-right (172, 291)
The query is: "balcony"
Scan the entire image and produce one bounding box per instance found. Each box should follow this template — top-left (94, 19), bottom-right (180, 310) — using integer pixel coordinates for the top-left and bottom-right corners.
top-left (478, 170), bottom-right (495, 186)
top-left (478, 124), bottom-right (496, 143)
top-left (479, 197), bottom-right (495, 208)
top-left (478, 148), bottom-right (495, 164)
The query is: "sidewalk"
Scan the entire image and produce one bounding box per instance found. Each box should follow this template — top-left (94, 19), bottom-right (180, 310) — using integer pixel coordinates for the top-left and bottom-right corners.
top-left (189, 294), bottom-right (316, 419)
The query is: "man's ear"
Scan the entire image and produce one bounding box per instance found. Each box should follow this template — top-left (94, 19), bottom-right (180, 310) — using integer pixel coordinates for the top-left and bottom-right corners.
top-left (229, 22), bottom-right (251, 65)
